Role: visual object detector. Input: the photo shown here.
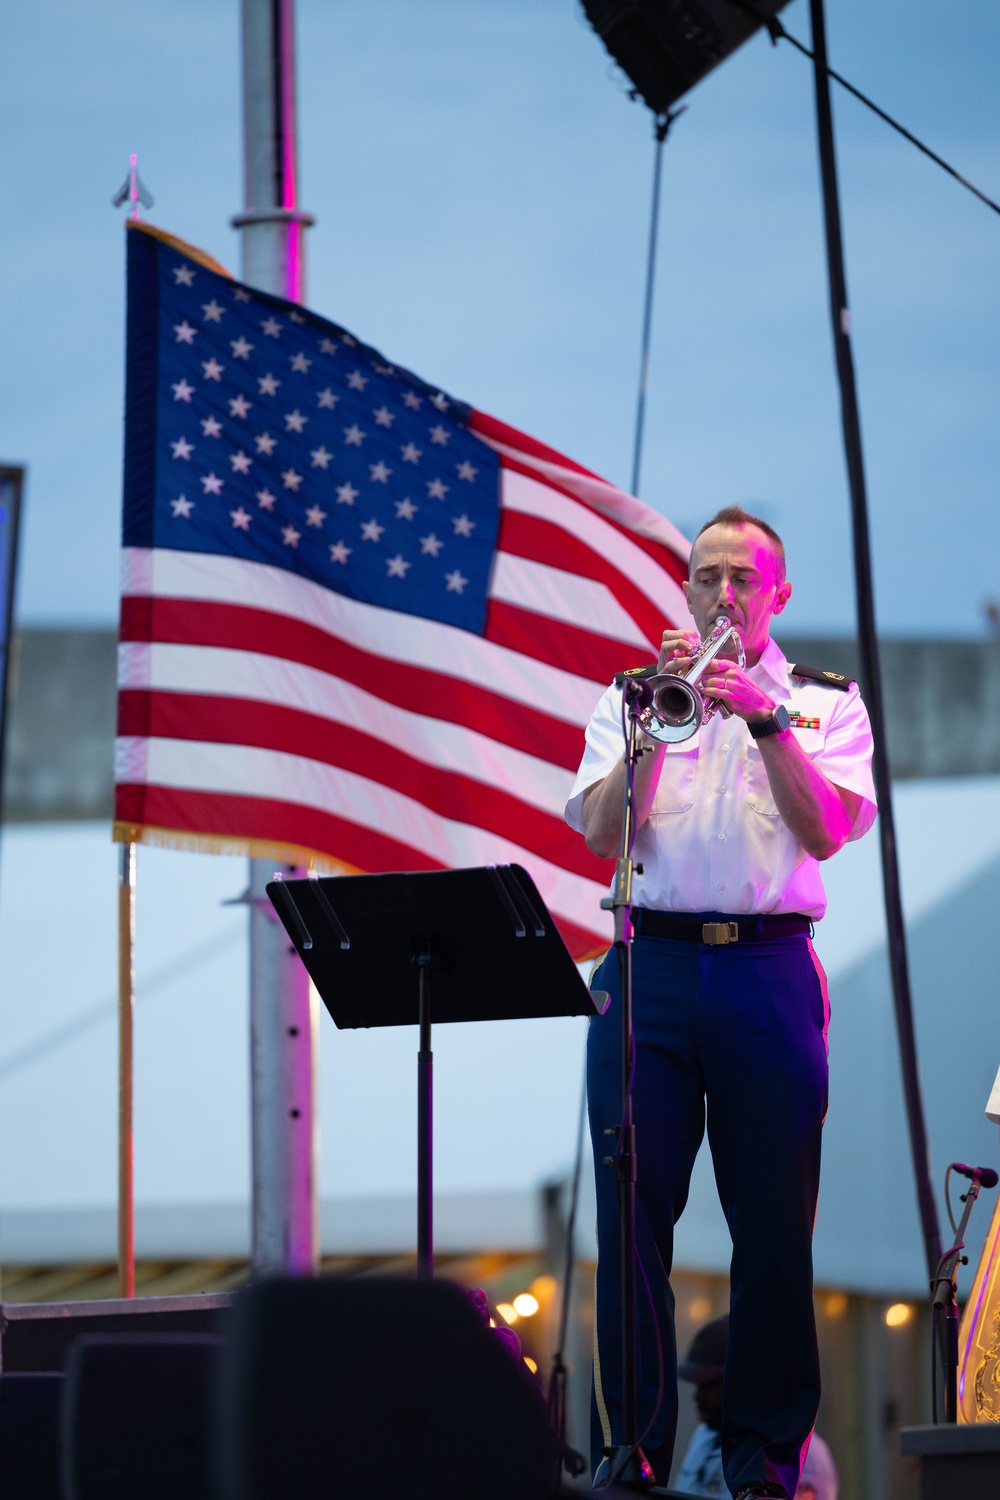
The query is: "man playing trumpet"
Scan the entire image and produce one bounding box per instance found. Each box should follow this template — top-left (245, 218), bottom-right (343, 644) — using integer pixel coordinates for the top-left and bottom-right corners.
top-left (565, 506), bottom-right (876, 1499)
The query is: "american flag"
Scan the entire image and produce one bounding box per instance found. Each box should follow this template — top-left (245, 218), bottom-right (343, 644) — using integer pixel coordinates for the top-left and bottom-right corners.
top-left (115, 222), bottom-right (692, 960)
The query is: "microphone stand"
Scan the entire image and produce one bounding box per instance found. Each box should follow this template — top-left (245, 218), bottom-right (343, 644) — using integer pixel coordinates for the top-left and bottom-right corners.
top-left (599, 681), bottom-right (654, 1489)
top-left (931, 1172), bottom-right (986, 1423)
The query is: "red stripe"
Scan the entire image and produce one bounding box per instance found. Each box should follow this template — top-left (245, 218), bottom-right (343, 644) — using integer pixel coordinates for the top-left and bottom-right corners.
top-left (116, 782), bottom-right (441, 874)
top-left (485, 600), bottom-right (653, 684)
top-left (117, 689), bottom-right (609, 884)
top-left (555, 917), bottom-right (611, 965)
top-left (501, 460), bottom-right (689, 594)
top-left (114, 782), bottom-right (607, 960)
top-left (498, 510), bottom-right (667, 648)
top-left (119, 596), bottom-right (585, 771)
top-left (621, 524), bottom-right (690, 587)
top-left (497, 450), bottom-right (690, 594)
top-left (470, 409), bottom-right (605, 481)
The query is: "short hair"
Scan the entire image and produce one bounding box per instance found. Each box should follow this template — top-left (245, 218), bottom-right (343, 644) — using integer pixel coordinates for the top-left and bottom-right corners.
top-left (694, 505), bottom-right (786, 581)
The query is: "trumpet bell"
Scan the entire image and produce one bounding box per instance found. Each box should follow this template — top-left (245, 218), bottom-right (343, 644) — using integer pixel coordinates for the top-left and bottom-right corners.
top-left (645, 676), bottom-right (705, 743)
top-left (633, 616), bottom-right (745, 745)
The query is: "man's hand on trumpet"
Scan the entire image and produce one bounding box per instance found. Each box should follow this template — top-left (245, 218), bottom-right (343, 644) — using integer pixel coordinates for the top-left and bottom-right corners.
top-left (657, 627), bottom-right (699, 674)
top-left (697, 658), bottom-right (778, 726)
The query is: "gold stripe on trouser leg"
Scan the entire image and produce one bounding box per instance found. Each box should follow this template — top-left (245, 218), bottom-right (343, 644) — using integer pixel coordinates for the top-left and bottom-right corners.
top-left (592, 1218), bottom-right (613, 1448)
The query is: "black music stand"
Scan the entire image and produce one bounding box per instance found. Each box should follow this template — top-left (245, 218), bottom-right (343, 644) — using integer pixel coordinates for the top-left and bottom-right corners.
top-left (267, 865), bottom-right (607, 1279)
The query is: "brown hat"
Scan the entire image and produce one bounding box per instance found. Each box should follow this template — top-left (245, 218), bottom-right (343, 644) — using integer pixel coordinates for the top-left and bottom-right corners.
top-left (678, 1314), bottom-right (728, 1383)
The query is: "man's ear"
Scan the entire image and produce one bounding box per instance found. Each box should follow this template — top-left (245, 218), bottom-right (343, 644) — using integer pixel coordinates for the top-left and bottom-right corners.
top-left (772, 580), bottom-right (792, 617)
top-left (682, 577), bottom-right (693, 611)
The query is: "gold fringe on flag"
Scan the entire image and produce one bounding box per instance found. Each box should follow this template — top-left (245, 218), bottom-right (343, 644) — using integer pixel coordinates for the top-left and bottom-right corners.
top-left (112, 820), bottom-right (362, 877)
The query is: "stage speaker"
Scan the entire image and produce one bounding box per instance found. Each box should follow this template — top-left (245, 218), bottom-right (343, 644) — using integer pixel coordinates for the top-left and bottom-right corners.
top-left (0, 1372), bottom-right (63, 1500)
top-left (581, 0), bottom-right (794, 114)
top-left (61, 1333), bottom-right (221, 1500)
top-left (215, 1276), bottom-right (553, 1500)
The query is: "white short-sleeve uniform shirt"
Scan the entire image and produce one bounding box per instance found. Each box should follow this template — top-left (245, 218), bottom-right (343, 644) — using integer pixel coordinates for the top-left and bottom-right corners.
top-left (564, 638), bottom-right (877, 922)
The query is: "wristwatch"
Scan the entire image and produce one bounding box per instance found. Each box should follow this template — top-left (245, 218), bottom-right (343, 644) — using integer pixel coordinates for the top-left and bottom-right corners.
top-left (748, 704), bottom-right (790, 740)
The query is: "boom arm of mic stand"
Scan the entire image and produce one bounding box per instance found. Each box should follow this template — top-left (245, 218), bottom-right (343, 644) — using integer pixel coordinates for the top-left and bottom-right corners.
top-left (598, 688), bottom-right (655, 1487)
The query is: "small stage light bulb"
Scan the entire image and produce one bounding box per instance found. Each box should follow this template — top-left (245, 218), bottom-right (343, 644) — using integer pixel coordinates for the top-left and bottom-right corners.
top-left (513, 1293), bottom-right (539, 1317)
top-left (885, 1303), bottom-right (912, 1328)
top-left (496, 1302), bottom-right (518, 1324)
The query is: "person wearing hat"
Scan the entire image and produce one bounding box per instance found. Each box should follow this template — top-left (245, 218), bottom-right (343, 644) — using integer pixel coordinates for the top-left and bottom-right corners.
top-left (675, 1315), bottom-right (730, 1497)
top-left (675, 1317), bottom-right (839, 1500)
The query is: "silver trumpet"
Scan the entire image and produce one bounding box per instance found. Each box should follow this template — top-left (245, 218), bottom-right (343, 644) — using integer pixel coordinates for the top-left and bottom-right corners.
top-left (635, 616), bottom-right (746, 744)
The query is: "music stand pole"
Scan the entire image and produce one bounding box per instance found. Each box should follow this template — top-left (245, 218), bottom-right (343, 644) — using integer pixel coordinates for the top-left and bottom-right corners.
top-left (602, 684), bottom-right (653, 1488)
top-left (266, 863), bottom-right (604, 1298)
top-left (416, 949), bottom-right (433, 1280)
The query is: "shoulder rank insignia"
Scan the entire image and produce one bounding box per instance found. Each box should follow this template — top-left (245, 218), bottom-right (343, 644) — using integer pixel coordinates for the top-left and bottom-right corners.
top-left (613, 663), bottom-right (658, 687)
top-left (791, 663), bottom-right (853, 691)
top-left (788, 710), bottom-right (821, 730)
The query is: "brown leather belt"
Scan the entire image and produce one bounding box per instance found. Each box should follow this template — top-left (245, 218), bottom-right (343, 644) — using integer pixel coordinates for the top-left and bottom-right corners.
top-left (632, 909), bottom-right (812, 946)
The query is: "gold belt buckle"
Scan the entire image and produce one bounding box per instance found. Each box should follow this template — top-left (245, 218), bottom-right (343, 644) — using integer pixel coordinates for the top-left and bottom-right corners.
top-left (702, 922), bottom-right (739, 945)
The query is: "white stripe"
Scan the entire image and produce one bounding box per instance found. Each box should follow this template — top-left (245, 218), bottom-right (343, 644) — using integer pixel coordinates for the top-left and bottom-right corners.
top-left (119, 641), bottom-right (574, 817)
top-left (480, 431), bottom-right (694, 559)
top-left (500, 467), bottom-right (692, 630)
top-left (489, 553), bottom-right (652, 649)
top-left (122, 549), bottom-right (608, 726)
top-left (115, 735), bottom-right (612, 939)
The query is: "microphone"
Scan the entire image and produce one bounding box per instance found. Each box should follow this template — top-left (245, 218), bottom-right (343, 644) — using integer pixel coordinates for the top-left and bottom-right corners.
top-left (616, 669), bottom-right (656, 710)
top-left (952, 1161), bottom-right (999, 1189)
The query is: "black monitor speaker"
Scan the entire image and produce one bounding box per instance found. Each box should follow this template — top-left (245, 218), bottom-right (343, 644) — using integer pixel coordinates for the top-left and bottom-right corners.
top-left (581, 0), bottom-right (794, 113)
top-left (215, 1276), bottom-right (553, 1500)
top-left (0, 1373), bottom-right (63, 1500)
top-left (61, 1334), bottom-right (221, 1500)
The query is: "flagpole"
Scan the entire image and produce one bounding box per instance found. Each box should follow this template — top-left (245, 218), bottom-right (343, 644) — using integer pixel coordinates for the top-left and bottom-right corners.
top-left (117, 840), bottom-right (136, 1297)
top-left (232, 0), bottom-right (319, 1278)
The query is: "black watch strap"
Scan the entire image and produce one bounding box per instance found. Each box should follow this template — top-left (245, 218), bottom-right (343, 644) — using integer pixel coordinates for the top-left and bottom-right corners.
top-left (748, 704), bottom-right (790, 740)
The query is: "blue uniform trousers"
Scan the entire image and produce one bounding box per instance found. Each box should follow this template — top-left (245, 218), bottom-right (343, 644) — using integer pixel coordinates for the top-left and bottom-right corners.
top-left (587, 928), bottom-right (828, 1497)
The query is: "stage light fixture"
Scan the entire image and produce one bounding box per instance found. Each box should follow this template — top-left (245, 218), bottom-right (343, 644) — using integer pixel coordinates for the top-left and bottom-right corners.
top-left (580, 0), bottom-right (794, 114)
top-left (513, 1293), bottom-right (540, 1318)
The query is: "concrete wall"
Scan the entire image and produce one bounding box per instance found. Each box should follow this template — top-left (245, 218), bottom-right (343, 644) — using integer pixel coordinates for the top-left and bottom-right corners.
top-left (1, 629), bottom-right (998, 821)
top-left (777, 635), bottom-right (1000, 780)
top-left (2, 630), bottom-right (118, 822)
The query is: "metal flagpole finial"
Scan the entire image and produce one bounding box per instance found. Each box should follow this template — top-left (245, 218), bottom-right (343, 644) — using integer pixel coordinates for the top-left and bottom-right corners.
top-left (112, 154), bottom-right (154, 221)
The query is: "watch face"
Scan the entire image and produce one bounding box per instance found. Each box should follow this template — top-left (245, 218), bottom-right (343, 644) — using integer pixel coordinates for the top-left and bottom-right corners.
top-left (774, 705), bottom-right (791, 731)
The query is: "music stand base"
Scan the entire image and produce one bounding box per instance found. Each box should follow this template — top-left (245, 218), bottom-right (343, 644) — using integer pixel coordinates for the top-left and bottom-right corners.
top-left (604, 1443), bottom-right (655, 1489)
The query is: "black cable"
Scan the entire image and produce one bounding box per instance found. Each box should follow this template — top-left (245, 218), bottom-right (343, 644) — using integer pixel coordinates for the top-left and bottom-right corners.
top-left (592, 1243), bottom-right (667, 1489)
top-left (593, 695), bottom-right (668, 1485)
top-left (930, 1245), bottom-right (959, 1425)
top-left (931, 1301), bottom-right (938, 1423)
top-left (617, 690), bottom-right (641, 1182)
top-left (944, 1165), bottom-right (959, 1238)
top-left (732, 0), bottom-right (1000, 220)
top-left (630, 107), bottom-right (686, 499)
top-left (632, 1244), bottom-right (666, 1456)
top-left (806, 0), bottom-right (942, 1285)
